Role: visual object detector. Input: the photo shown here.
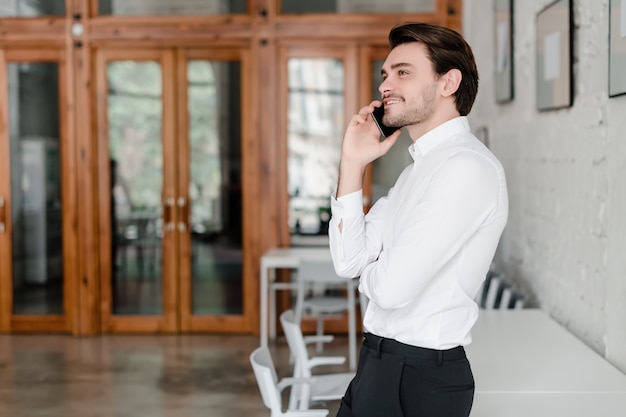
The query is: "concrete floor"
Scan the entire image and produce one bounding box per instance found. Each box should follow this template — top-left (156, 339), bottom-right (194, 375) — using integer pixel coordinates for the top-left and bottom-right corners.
top-left (0, 333), bottom-right (347, 417)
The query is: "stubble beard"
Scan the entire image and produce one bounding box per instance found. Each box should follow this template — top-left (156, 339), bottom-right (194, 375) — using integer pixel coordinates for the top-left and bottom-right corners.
top-left (383, 83), bottom-right (438, 128)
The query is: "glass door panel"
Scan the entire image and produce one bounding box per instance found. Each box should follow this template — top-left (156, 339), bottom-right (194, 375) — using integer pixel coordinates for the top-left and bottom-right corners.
top-left (97, 0), bottom-right (247, 15)
top-left (186, 59), bottom-right (243, 316)
top-left (0, 1), bottom-right (64, 17)
top-left (280, 0), bottom-right (436, 14)
top-left (287, 57), bottom-right (343, 243)
top-left (9, 62), bottom-right (64, 315)
top-left (177, 48), bottom-right (252, 333)
top-left (0, 48), bottom-right (72, 334)
top-left (107, 60), bottom-right (164, 315)
top-left (278, 47), bottom-right (357, 334)
top-left (97, 49), bottom-right (178, 333)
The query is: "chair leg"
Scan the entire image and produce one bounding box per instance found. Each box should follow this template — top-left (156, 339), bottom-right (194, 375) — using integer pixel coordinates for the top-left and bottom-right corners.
top-left (288, 378), bottom-right (300, 410)
top-left (316, 315), bottom-right (324, 353)
top-left (298, 381), bottom-right (312, 410)
top-left (269, 286), bottom-right (276, 341)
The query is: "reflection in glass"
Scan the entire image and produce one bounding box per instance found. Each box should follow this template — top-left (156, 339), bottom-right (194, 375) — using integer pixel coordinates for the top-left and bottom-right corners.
top-left (187, 60), bottom-right (243, 315)
top-left (370, 59), bottom-right (412, 203)
top-left (108, 61), bottom-right (163, 315)
top-left (0, 0), bottom-right (64, 17)
top-left (287, 58), bottom-right (343, 239)
top-left (98, 0), bottom-right (246, 15)
top-left (9, 62), bottom-right (64, 315)
top-left (281, 0), bottom-right (435, 14)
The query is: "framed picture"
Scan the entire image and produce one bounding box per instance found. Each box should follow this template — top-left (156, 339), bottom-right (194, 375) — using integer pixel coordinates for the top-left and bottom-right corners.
top-left (609, 0), bottom-right (626, 97)
top-left (494, 0), bottom-right (514, 103)
top-left (475, 126), bottom-right (490, 148)
top-left (535, 0), bottom-right (573, 111)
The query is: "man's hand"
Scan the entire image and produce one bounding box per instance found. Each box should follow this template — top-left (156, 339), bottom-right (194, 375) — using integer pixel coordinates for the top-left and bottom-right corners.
top-left (336, 101), bottom-right (401, 197)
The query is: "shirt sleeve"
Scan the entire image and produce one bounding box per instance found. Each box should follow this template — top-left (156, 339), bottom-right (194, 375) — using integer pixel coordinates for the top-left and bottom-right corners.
top-left (358, 152), bottom-right (502, 310)
top-left (328, 189), bottom-right (388, 278)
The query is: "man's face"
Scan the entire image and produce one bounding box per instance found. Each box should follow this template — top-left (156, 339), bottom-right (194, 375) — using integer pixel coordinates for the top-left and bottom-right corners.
top-left (378, 42), bottom-right (440, 129)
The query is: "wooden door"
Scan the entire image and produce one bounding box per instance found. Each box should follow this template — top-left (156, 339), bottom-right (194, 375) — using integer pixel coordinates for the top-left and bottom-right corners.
top-left (95, 47), bottom-right (255, 333)
top-left (176, 48), bottom-right (255, 333)
top-left (0, 48), bottom-right (77, 333)
top-left (276, 45), bottom-right (359, 332)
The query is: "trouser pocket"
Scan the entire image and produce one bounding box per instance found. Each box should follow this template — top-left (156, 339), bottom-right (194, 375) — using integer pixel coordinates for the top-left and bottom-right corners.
top-left (349, 347), bottom-right (405, 417)
top-left (401, 357), bottom-right (475, 417)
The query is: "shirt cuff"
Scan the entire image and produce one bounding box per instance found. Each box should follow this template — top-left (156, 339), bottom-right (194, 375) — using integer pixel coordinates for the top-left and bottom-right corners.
top-left (331, 189), bottom-right (363, 219)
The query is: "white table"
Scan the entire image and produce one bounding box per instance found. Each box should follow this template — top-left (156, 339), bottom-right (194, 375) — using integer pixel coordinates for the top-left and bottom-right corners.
top-left (471, 392), bottom-right (626, 417)
top-left (467, 309), bottom-right (626, 416)
top-left (467, 309), bottom-right (626, 394)
top-left (259, 247), bottom-right (358, 370)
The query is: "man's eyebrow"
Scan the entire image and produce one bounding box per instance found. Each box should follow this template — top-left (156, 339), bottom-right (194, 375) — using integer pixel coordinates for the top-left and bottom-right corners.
top-left (381, 62), bottom-right (414, 76)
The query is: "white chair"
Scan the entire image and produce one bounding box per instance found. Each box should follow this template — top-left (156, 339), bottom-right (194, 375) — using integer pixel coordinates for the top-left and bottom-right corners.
top-left (483, 274), bottom-right (502, 310)
top-left (512, 292), bottom-right (525, 309)
top-left (269, 275), bottom-right (299, 343)
top-left (280, 309), bottom-right (355, 411)
top-left (475, 266), bottom-right (496, 307)
top-left (498, 285), bottom-right (513, 309)
top-left (293, 260), bottom-right (358, 370)
top-left (473, 280), bottom-right (486, 306)
top-left (249, 346), bottom-right (329, 417)
top-left (482, 272), bottom-right (526, 310)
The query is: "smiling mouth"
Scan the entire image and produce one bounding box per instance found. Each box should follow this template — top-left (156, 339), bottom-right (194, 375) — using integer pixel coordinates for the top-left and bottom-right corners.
top-left (384, 97), bottom-right (404, 106)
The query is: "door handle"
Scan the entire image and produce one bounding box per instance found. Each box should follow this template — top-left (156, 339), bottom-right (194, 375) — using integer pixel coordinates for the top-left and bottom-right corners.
top-left (0, 197), bottom-right (5, 233)
top-left (163, 197), bottom-right (175, 232)
top-left (176, 197), bottom-right (189, 232)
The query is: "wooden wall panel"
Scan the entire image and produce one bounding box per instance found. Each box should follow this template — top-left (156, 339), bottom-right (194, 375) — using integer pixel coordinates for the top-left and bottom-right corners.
top-left (0, 50), bottom-right (11, 333)
top-left (72, 0), bottom-right (100, 335)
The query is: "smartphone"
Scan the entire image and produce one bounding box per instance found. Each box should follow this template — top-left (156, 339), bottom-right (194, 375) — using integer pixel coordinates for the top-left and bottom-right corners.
top-left (371, 104), bottom-right (398, 138)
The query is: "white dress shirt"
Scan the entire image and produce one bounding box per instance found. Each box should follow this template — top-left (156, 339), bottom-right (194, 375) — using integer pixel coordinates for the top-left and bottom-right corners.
top-left (329, 116), bottom-right (508, 349)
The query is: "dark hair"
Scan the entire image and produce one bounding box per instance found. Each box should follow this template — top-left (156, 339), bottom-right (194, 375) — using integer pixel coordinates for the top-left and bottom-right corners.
top-left (388, 23), bottom-right (479, 116)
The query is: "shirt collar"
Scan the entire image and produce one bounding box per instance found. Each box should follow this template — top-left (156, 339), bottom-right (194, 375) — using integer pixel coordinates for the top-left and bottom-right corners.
top-left (408, 116), bottom-right (470, 162)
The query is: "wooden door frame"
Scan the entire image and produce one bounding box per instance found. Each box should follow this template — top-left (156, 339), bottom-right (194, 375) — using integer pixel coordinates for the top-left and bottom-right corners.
top-left (96, 48), bottom-right (178, 333)
top-left (0, 47), bottom-right (77, 333)
top-left (276, 42), bottom-right (361, 242)
top-left (275, 44), bottom-right (361, 333)
top-left (176, 47), bottom-right (258, 333)
top-left (0, 49), bottom-right (12, 333)
top-left (95, 46), bottom-right (259, 334)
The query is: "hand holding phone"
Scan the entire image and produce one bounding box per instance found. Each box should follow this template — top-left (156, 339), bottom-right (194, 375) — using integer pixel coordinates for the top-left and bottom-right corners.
top-left (371, 104), bottom-right (399, 138)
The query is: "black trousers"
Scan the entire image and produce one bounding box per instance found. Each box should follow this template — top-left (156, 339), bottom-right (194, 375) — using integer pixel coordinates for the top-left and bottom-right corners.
top-left (336, 333), bottom-right (474, 417)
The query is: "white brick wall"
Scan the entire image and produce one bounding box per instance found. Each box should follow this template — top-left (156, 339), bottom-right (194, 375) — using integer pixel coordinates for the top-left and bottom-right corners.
top-left (463, 0), bottom-right (626, 373)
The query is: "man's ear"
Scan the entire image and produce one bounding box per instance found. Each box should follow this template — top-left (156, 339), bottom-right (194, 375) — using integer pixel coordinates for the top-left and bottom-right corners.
top-left (440, 68), bottom-right (462, 98)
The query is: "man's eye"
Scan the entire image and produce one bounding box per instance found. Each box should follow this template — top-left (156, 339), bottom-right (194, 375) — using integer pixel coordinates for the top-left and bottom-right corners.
top-left (399, 70), bottom-right (409, 76)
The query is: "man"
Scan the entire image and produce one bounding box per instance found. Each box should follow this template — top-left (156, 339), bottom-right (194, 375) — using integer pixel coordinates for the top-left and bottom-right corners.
top-left (328, 23), bottom-right (509, 417)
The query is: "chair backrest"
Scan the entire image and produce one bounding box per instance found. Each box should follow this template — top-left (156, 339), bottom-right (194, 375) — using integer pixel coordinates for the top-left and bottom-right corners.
top-left (294, 261), bottom-right (352, 322)
top-left (250, 346), bottom-right (283, 412)
top-left (280, 309), bottom-right (314, 377)
top-left (512, 292), bottom-right (525, 309)
top-left (482, 273), bottom-right (526, 310)
top-left (298, 260), bottom-right (343, 284)
top-left (498, 285), bottom-right (513, 309)
top-left (484, 275), bottom-right (502, 310)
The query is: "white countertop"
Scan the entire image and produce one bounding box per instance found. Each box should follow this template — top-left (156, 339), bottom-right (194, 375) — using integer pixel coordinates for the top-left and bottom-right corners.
top-left (467, 309), bottom-right (626, 394)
